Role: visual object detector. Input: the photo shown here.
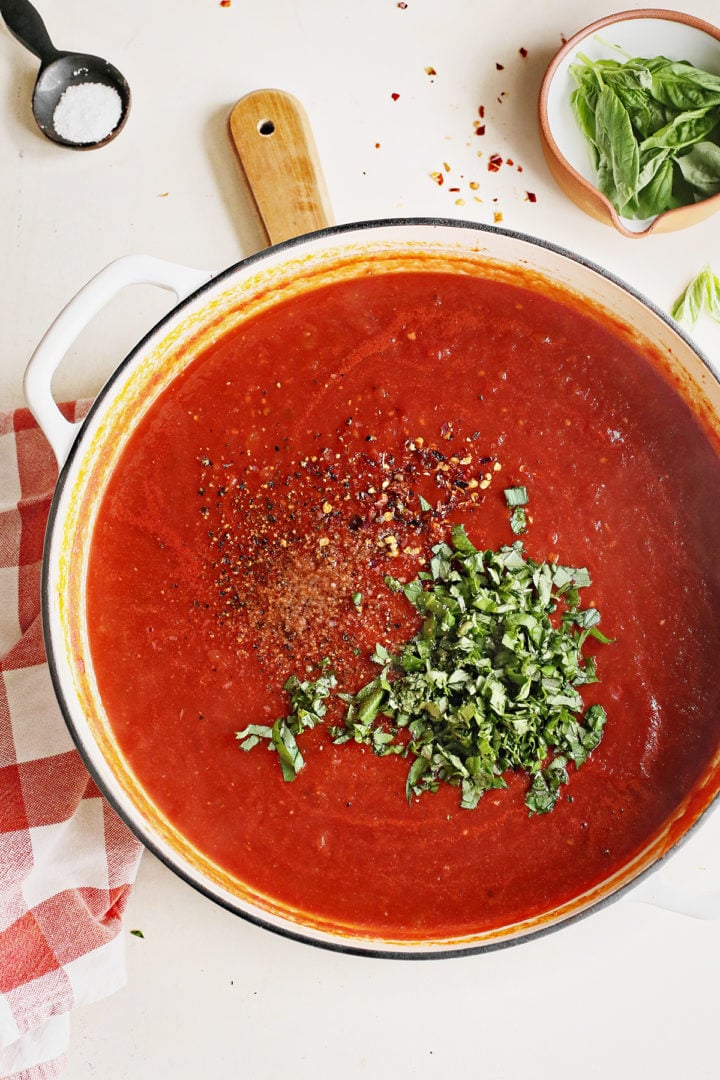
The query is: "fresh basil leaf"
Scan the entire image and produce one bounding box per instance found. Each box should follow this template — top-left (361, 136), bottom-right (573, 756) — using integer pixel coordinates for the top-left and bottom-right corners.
top-left (504, 486), bottom-right (528, 507)
top-left (651, 60), bottom-right (720, 111)
top-left (635, 156), bottom-right (676, 217)
top-left (236, 723), bottom-right (274, 751)
top-left (569, 607), bottom-right (601, 629)
top-left (271, 717), bottom-right (305, 781)
top-left (594, 85), bottom-right (640, 210)
top-left (570, 84), bottom-right (600, 164)
top-left (570, 51), bottom-right (720, 220)
top-left (236, 666), bottom-right (337, 779)
top-left (671, 266), bottom-right (720, 328)
top-left (334, 523), bottom-right (612, 814)
top-left (640, 105), bottom-right (720, 154)
top-left (676, 141), bottom-right (720, 196)
top-left (355, 683), bottom-right (387, 728)
top-left (525, 769), bottom-right (561, 816)
top-left (509, 506), bottom-right (527, 535)
top-left (451, 521), bottom-right (478, 554)
top-left (239, 515), bottom-right (613, 813)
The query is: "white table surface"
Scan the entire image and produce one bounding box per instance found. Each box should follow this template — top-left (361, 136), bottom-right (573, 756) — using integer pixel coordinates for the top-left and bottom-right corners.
top-left (3, 1), bottom-right (720, 1076)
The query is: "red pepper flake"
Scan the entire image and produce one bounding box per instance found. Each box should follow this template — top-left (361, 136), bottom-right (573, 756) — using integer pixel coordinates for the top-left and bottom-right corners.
top-left (496, 62), bottom-right (504, 70)
top-left (478, 105), bottom-right (485, 118)
top-left (449, 187), bottom-right (461, 192)
top-left (374, 142), bottom-right (381, 149)
top-left (519, 46), bottom-right (528, 58)
top-left (425, 66), bottom-right (437, 76)
top-left (488, 153), bottom-right (503, 172)
top-left (391, 92), bottom-right (401, 101)
top-left (397, 1), bottom-right (407, 7)
top-left (430, 171), bottom-right (444, 186)
top-left (474, 123), bottom-right (486, 136)
top-left (494, 211), bottom-right (503, 223)
top-left (219, 0), bottom-right (231, 6)
top-left (526, 191), bottom-right (537, 202)
top-left (506, 158), bottom-right (514, 167)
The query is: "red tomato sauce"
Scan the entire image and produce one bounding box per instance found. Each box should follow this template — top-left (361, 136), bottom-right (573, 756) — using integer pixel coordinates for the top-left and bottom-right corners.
top-left (86, 270), bottom-right (720, 939)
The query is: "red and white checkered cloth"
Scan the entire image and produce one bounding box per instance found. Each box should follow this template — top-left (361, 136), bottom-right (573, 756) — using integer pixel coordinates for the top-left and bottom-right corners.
top-left (0, 403), bottom-right (143, 1079)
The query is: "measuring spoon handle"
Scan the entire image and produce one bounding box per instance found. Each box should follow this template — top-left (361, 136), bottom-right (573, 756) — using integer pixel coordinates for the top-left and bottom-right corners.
top-left (0, 0), bottom-right (58, 63)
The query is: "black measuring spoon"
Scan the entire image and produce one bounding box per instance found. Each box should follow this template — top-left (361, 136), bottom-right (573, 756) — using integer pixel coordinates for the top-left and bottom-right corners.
top-left (0, 0), bottom-right (130, 148)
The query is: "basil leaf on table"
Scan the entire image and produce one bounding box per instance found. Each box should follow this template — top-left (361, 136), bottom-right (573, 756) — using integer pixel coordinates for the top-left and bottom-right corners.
top-left (671, 266), bottom-right (720, 329)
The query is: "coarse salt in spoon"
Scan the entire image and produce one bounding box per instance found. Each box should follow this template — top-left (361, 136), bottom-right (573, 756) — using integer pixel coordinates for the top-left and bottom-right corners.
top-left (0, 0), bottom-right (130, 148)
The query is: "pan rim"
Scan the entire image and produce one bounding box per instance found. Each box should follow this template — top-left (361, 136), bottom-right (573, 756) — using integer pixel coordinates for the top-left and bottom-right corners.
top-left (39, 216), bottom-right (720, 958)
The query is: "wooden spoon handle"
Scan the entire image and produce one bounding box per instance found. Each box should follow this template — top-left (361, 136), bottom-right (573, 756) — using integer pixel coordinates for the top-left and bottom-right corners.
top-left (229, 89), bottom-right (335, 246)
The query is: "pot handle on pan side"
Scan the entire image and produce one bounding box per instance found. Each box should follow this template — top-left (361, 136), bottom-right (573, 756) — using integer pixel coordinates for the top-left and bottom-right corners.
top-left (24, 254), bottom-right (212, 466)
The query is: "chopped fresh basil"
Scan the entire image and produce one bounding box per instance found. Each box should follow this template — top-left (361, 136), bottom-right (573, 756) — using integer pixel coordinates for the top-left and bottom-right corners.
top-left (333, 525), bottom-right (610, 814)
top-left (505, 486), bottom-right (528, 534)
top-left (504, 486), bottom-right (528, 507)
top-left (235, 722), bottom-right (273, 751)
top-left (569, 50), bottom-right (720, 219)
top-left (509, 506), bottom-right (527, 534)
top-left (671, 265), bottom-right (720, 329)
top-left (235, 665), bottom-right (337, 780)
top-left (237, 519), bottom-right (612, 814)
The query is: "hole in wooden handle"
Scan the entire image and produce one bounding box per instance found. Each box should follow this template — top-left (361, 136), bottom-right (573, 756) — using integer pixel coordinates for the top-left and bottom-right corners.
top-left (229, 89), bottom-right (335, 245)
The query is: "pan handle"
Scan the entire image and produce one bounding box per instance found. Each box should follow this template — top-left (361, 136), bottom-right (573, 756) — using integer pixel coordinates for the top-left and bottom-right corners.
top-left (24, 254), bottom-right (212, 466)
